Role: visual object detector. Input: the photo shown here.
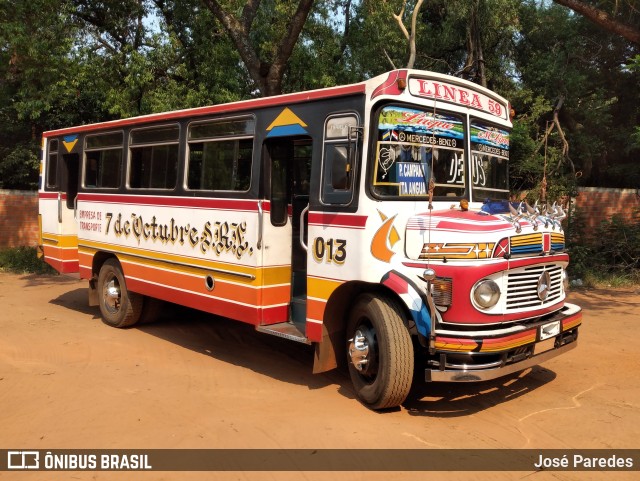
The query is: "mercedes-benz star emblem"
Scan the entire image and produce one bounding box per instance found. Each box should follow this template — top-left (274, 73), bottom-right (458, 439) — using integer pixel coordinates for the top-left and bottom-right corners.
top-left (537, 271), bottom-right (551, 301)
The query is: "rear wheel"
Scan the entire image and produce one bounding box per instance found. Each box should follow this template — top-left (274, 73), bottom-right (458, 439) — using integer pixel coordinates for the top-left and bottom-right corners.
top-left (346, 294), bottom-right (414, 409)
top-left (97, 258), bottom-right (143, 328)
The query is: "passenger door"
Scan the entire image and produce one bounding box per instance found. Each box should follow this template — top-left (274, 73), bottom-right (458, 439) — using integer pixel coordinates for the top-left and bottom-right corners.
top-left (39, 138), bottom-right (80, 273)
top-left (259, 137), bottom-right (312, 331)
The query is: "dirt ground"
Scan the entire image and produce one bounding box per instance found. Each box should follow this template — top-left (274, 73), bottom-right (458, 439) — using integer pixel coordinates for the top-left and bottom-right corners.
top-left (0, 272), bottom-right (638, 481)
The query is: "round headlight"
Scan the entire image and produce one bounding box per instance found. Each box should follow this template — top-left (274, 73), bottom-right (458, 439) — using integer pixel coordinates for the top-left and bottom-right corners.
top-left (473, 280), bottom-right (501, 309)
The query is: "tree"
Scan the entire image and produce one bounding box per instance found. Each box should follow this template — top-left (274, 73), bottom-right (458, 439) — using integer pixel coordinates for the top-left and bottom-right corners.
top-left (0, 0), bottom-right (82, 189)
top-left (200, 0), bottom-right (315, 96)
top-left (553, 0), bottom-right (640, 45)
top-left (388, 0), bottom-right (425, 68)
top-left (511, 1), bottom-right (640, 192)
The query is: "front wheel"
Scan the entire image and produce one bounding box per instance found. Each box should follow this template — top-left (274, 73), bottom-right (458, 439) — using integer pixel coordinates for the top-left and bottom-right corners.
top-left (346, 294), bottom-right (414, 409)
top-left (97, 258), bottom-right (143, 328)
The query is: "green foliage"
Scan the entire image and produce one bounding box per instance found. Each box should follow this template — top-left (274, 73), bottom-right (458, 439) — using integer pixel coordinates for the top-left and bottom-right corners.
top-left (0, 143), bottom-right (40, 190)
top-left (565, 206), bottom-right (593, 277)
top-left (0, 247), bottom-right (57, 275)
top-left (592, 210), bottom-right (640, 271)
top-left (513, 1), bottom-right (640, 191)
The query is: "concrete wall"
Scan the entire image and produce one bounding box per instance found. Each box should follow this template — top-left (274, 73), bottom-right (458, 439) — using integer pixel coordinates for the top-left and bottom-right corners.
top-left (0, 190), bottom-right (39, 248)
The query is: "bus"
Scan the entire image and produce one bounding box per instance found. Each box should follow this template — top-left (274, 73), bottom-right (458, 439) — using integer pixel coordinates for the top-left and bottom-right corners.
top-left (38, 69), bottom-right (582, 409)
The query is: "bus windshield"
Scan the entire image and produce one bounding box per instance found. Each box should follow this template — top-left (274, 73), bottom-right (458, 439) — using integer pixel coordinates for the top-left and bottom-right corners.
top-left (470, 120), bottom-right (509, 201)
top-left (371, 105), bottom-right (466, 199)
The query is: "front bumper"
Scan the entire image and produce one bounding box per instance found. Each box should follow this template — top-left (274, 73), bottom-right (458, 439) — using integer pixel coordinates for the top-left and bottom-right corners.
top-left (425, 303), bottom-right (581, 382)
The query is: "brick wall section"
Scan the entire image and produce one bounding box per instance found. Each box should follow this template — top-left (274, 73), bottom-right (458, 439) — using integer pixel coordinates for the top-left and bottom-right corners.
top-left (572, 187), bottom-right (640, 234)
top-left (0, 190), bottom-right (39, 248)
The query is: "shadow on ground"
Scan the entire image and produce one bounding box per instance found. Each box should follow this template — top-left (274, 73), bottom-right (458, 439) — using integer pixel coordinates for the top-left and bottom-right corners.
top-left (403, 360), bottom-right (556, 417)
top-left (48, 286), bottom-right (562, 415)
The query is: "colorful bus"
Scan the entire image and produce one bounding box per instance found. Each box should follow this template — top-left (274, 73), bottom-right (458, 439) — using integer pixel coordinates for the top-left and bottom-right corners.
top-left (39, 69), bottom-right (581, 409)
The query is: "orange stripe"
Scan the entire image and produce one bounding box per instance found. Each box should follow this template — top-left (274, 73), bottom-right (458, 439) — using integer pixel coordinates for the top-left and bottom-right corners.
top-left (562, 314), bottom-right (582, 331)
top-left (260, 284), bottom-right (291, 306)
top-left (307, 298), bottom-right (326, 321)
top-left (122, 261), bottom-right (258, 305)
top-left (481, 333), bottom-right (536, 352)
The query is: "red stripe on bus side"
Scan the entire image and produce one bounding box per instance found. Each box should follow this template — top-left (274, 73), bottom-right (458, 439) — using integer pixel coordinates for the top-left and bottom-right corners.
top-left (308, 212), bottom-right (368, 229)
top-left (77, 193), bottom-right (261, 211)
top-left (39, 192), bottom-right (66, 200)
top-left (305, 322), bottom-right (323, 342)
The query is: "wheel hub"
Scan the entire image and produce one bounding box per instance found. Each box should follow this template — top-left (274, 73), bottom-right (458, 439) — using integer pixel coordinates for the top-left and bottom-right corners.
top-left (348, 325), bottom-right (378, 377)
top-left (104, 279), bottom-right (121, 314)
top-left (348, 329), bottom-right (369, 371)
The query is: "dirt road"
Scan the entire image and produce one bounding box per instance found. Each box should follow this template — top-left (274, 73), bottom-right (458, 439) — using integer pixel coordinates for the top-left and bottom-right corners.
top-left (0, 272), bottom-right (638, 481)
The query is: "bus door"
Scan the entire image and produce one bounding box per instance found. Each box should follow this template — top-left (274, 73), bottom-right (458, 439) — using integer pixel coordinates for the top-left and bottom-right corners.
top-left (40, 138), bottom-right (81, 273)
top-left (258, 136), bottom-right (312, 340)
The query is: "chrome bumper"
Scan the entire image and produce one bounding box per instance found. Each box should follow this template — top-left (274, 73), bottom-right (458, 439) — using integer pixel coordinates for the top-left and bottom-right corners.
top-left (425, 341), bottom-right (577, 382)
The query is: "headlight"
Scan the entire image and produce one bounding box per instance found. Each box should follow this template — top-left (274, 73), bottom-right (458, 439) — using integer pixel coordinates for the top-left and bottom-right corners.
top-left (473, 279), bottom-right (501, 309)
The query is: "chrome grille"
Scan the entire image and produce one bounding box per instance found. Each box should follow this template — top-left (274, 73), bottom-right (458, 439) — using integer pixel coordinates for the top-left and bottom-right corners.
top-left (505, 264), bottom-right (563, 310)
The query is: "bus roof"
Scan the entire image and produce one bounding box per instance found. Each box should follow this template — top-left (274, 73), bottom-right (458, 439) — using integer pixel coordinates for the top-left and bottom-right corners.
top-left (43, 69), bottom-right (511, 137)
top-left (43, 82), bottom-right (366, 138)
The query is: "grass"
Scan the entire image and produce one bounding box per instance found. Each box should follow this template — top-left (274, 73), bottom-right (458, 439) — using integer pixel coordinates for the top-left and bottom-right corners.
top-left (0, 246), bottom-right (57, 275)
top-left (569, 268), bottom-right (640, 289)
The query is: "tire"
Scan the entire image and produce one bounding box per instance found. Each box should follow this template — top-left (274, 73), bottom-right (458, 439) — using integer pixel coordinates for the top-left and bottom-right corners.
top-left (346, 293), bottom-right (414, 409)
top-left (97, 258), bottom-right (143, 328)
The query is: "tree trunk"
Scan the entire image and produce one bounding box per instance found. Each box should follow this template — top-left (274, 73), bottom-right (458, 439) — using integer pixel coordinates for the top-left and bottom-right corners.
top-left (201, 0), bottom-right (314, 96)
top-left (391, 0), bottom-right (425, 69)
top-left (553, 0), bottom-right (640, 45)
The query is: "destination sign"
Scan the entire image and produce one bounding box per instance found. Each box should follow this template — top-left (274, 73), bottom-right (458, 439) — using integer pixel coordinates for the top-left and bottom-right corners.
top-left (409, 78), bottom-right (509, 120)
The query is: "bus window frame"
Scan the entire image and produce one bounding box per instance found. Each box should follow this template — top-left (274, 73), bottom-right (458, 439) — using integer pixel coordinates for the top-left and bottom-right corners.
top-left (45, 139), bottom-right (59, 190)
top-left (184, 115), bottom-right (256, 194)
top-left (366, 101), bottom-right (470, 202)
top-left (82, 130), bottom-right (125, 190)
top-left (319, 111), bottom-right (361, 206)
top-left (469, 116), bottom-right (510, 202)
top-left (126, 123), bottom-right (181, 191)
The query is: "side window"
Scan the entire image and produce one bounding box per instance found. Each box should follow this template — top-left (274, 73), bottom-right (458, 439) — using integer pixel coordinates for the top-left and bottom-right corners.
top-left (84, 132), bottom-right (123, 189)
top-left (186, 117), bottom-right (254, 192)
top-left (46, 139), bottom-right (59, 189)
top-left (129, 125), bottom-right (179, 189)
top-left (321, 114), bottom-right (359, 205)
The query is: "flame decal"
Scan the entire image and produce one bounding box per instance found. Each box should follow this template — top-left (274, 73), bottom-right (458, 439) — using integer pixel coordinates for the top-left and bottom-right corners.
top-left (371, 210), bottom-right (400, 263)
top-left (371, 70), bottom-right (408, 99)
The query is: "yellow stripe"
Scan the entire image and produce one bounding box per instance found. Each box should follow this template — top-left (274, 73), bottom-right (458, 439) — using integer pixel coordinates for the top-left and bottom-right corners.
top-left (41, 233), bottom-right (78, 248)
top-left (79, 240), bottom-right (290, 286)
top-left (434, 341), bottom-right (477, 352)
top-left (308, 277), bottom-right (343, 300)
top-left (510, 234), bottom-right (542, 246)
top-left (262, 265), bottom-right (291, 285)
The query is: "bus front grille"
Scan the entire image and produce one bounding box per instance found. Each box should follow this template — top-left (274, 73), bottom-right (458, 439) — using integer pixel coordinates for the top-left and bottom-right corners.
top-left (505, 264), bottom-right (563, 310)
